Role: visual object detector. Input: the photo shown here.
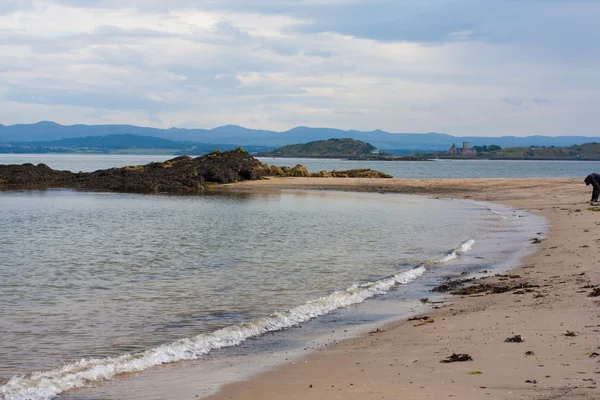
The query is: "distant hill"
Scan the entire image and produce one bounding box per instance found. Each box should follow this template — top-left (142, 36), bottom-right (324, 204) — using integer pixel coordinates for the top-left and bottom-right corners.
top-left (1, 134), bottom-right (274, 155)
top-left (23, 134), bottom-right (186, 149)
top-left (1, 121), bottom-right (599, 151)
top-left (262, 138), bottom-right (377, 158)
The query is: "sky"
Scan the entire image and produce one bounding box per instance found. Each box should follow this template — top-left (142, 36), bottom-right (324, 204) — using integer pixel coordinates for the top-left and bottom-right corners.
top-left (1, 0), bottom-right (599, 136)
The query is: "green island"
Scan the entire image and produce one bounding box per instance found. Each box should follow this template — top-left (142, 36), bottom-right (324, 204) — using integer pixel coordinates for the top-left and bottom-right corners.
top-left (258, 138), bottom-right (378, 158)
top-left (258, 138), bottom-right (426, 160)
top-left (418, 141), bottom-right (600, 160)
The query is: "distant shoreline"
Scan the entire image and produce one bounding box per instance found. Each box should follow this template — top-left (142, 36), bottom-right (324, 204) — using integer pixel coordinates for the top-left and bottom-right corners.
top-left (4, 152), bottom-right (600, 161)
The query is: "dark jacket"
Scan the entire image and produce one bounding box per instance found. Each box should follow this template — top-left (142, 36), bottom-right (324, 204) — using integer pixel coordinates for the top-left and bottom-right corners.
top-left (584, 173), bottom-right (600, 188)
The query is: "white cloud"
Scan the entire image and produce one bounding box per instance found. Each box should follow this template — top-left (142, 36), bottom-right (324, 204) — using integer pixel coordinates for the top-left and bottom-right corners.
top-left (0, 0), bottom-right (599, 136)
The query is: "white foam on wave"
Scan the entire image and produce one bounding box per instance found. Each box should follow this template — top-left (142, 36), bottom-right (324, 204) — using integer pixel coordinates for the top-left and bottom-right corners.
top-left (0, 266), bottom-right (426, 400)
top-left (489, 209), bottom-right (508, 220)
top-left (437, 239), bottom-right (475, 263)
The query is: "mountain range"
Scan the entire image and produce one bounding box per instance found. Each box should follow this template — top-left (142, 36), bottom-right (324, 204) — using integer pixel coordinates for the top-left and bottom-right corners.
top-left (1, 121), bottom-right (599, 151)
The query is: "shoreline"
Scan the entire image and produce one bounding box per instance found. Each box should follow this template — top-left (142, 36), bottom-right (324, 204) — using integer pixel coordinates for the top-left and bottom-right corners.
top-left (204, 177), bottom-right (599, 400)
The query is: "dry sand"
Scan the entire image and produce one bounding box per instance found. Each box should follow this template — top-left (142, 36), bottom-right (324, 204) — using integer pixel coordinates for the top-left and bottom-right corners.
top-left (205, 177), bottom-right (600, 400)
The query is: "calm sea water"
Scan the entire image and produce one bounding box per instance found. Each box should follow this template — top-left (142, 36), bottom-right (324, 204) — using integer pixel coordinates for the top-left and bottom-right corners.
top-left (1, 153), bottom-right (599, 178)
top-left (0, 186), bottom-right (545, 400)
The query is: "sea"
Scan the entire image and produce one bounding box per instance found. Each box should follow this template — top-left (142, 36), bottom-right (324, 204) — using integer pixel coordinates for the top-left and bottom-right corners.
top-left (1, 153), bottom-right (600, 177)
top-left (0, 153), bottom-right (566, 400)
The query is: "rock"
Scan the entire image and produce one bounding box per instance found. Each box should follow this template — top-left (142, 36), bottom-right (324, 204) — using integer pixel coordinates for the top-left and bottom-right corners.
top-left (0, 150), bottom-right (395, 194)
top-left (0, 148), bottom-right (264, 193)
top-left (269, 165), bottom-right (284, 176)
top-left (310, 170), bottom-right (333, 178)
top-left (329, 169), bottom-right (393, 178)
top-left (280, 164), bottom-right (310, 177)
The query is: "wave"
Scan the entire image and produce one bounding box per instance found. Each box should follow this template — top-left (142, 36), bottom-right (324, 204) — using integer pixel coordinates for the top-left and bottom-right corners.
top-left (1, 238), bottom-right (478, 400)
top-left (489, 209), bottom-right (508, 220)
top-left (0, 267), bottom-right (426, 400)
top-left (437, 239), bottom-right (475, 263)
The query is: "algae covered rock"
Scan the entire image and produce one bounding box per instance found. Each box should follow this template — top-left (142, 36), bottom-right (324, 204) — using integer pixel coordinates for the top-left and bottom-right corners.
top-left (329, 169), bottom-right (393, 178)
top-left (281, 164), bottom-right (310, 177)
top-left (0, 149), bottom-right (393, 194)
top-left (0, 148), bottom-right (264, 193)
top-left (310, 170), bottom-right (333, 178)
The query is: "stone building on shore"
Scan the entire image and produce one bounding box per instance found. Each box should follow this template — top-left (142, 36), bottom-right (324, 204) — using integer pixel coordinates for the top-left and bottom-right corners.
top-left (448, 142), bottom-right (477, 157)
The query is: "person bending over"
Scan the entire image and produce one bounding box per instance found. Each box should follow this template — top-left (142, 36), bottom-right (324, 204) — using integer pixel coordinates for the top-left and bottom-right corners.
top-left (584, 173), bottom-right (600, 202)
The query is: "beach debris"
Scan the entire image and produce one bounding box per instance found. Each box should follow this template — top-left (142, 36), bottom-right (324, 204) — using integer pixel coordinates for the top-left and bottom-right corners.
top-left (564, 331), bottom-right (578, 337)
top-left (496, 274), bottom-right (521, 279)
top-left (525, 351), bottom-right (535, 356)
top-left (420, 298), bottom-right (429, 303)
top-left (431, 278), bottom-right (474, 293)
top-left (505, 335), bottom-right (524, 343)
top-left (408, 315), bottom-right (435, 326)
top-left (451, 282), bottom-right (538, 296)
top-left (589, 288), bottom-right (600, 297)
top-left (469, 371), bottom-right (483, 375)
top-left (408, 315), bottom-right (431, 322)
top-left (441, 353), bottom-right (473, 363)
top-left (525, 380), bottom-right (538, 384)
top-left (413, 319), bottom-right (435, 327)
top-left (589, 352), bottom-right (600, 359)
top-left (513, 289), bottom-right (535, 295)
top-left (531, 237), bottom-right (543, 244)
top-left (582, 283), bottom-right (597, 288)
top-left (368, 328), bottom-right (382, 334)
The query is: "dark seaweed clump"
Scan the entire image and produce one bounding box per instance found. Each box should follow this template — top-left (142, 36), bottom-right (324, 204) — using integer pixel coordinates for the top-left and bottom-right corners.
top-left (441, 354), bottom-right (473, 363)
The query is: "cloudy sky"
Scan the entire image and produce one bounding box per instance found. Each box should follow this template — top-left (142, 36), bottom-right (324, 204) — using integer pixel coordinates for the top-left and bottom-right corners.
top-left (1, 0), bottom-right (599, 136)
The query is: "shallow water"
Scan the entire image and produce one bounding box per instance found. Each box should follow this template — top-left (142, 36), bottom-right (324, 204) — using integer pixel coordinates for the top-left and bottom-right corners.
top-left (0, 188), bottom-right (545, 400)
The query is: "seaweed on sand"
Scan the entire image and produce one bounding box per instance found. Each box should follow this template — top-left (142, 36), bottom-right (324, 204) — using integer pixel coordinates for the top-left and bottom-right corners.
top-left (441, 354), bottom-right (473, 363)
top-left (431, 278), bottom-right (474, 293)
top-left (505, 335), bottom-right (524, 343)
top-left (451, 282), bottom-right (539, 296)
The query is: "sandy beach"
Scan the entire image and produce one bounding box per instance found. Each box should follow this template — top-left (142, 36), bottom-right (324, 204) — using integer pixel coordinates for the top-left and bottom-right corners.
top-left (204, 177), bottom-right (600, 400)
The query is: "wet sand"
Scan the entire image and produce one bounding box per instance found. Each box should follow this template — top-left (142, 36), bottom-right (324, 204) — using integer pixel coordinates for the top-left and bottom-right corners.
top-left (203, 177), bottom-right (600, 400)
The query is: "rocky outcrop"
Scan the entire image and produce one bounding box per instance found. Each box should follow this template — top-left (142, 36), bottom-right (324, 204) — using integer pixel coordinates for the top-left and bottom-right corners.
top-left (323, 169), bottom-right (393, 178)
top-left (0, 149), bottom-right (393, 193)
top-left (0, 148), bottom-right (264, 193)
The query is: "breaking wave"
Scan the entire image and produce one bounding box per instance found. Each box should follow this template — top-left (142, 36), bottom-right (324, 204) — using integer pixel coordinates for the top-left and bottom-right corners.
top-left (489, 209), bottom-right (508, 220)
top-left (1, 238), bottom-right (477, 400)
top-left (1, 266), bottom-right (426, 400)
top-left (437, 239), bottom-right (476, 263)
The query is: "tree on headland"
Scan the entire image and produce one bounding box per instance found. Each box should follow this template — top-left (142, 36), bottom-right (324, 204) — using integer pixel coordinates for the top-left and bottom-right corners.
top-left (473, 145), bottom-right (502, 153)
